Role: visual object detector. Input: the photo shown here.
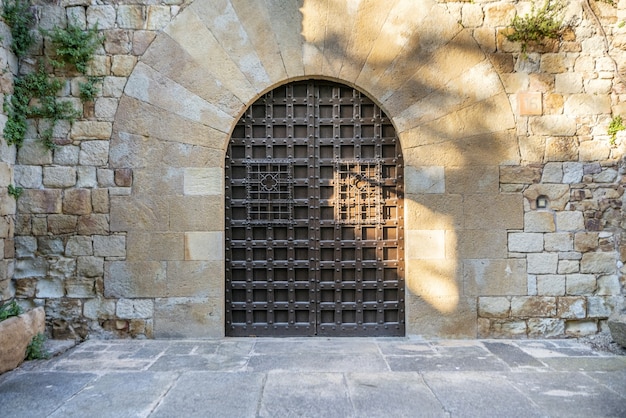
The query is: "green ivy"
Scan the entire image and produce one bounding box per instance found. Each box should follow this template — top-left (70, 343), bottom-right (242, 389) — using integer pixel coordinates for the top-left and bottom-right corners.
top-left (7, 184), bottom-right (23, 199)
top-left (0, 300), bottom-right (23, 322)
top-left (26, 333), bottom-right (50, 360)
top-left (43, 22), bottom-right (104, 74)
top-left (608, 115), bottom-right (625, 146)
top-left (506, 0), bottom-right (566, 53)
top-left (1, 0), bottom-right (34, 59)
top-left (2, 3), bottom-right (103, 149)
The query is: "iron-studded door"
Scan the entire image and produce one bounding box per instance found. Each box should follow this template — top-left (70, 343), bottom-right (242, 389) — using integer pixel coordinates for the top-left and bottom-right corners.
top-left (225, 81), bottom-right (404, 336)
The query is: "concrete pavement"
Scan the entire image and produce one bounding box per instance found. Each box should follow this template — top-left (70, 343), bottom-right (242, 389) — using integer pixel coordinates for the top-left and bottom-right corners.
top-left (1, 337), bottom-right (625, 417)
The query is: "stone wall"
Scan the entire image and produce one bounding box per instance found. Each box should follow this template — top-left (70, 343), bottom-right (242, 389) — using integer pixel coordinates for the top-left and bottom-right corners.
top-left (0, 8), bottom-right (16, 305)
top-left (3, 0), bottom-right (626, 339)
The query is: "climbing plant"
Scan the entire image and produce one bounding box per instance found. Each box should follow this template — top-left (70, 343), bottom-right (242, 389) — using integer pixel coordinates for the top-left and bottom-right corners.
top-left (2, 0), bottom-right (103, 149)
top-left (506, 0), bottom-right (566, 53)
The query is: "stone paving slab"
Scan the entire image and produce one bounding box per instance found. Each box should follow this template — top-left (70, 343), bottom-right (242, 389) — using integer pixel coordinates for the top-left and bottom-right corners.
top-left (0, 338), bottom-right (624, 418)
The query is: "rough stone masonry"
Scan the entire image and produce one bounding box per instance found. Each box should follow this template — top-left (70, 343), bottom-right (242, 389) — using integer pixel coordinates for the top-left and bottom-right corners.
top-left (0, 0), bottom-right (625, 340)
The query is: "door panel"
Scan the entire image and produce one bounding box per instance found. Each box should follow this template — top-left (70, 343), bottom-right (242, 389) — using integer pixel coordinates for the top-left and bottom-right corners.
top-left (225, 81), bottom-right (404, 336)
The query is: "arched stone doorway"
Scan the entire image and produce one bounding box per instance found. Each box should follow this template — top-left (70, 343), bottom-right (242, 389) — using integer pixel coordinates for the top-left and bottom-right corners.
top-left (225, 80), bottom-right (404, 336)
top-left (110, 0), bottom-right (517, 338)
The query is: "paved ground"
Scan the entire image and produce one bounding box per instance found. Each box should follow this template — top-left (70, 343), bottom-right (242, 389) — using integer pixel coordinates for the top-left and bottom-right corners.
top-left (1, 338), bottom-right (625, 418)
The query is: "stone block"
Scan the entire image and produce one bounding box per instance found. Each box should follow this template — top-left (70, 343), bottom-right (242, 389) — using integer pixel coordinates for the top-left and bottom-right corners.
top-left (531, 116), bottom-right (577, 137)
top-left (537, 275), bottom-right (565, 296)
top-left (527, 253), bottom-right (558, 274)
top-left (184, 232), bottom-right (223, 261)
top-left (499, 166), bottom-right (542, 184)
top-left (63, 189), bottom-right (92, 215)
top-left (36, 278), bottom-right (64, 298)
top-left (608, 308), bottom-right (626, 348)
top-left (79, 141), bottom-right (110, 165)
top-left (544, 232), bottom-right (573, 251)
top-left (545, 137), bottom-right (579, 161)
top-left (14, 165), bottom-right (42, 189)
top-left (555, 73), bottom-right (583, 94)
top-left (578, 140), bottom-right (611, 162)
top-left (154, 296), bottom-right (224, 339)
top-left (104, 261), bottom-right (167, 298)
top-left (48, 215), bottom-right (79, 235)
top-left (17, 189), bottom-right (62, 214)
top-left (169, 196), bottom-right (224, 231)
top-left (486, 319), bottom-right (528, 338)
top-left (464, 194), bottom-right (523, 230)
top-left (0, 307), bottom-right (45, 373)
top-left (116, 298), bottom-right (154, 319)
top-left (405, 194), bottom-right (463, 230)
top-left (463, 259), bottom-right (527, 296)
top-left (511, 296), bottom-right (556, 317)
top-left (477, 297), bottom-right (510, 318)
top-left (458, 230), bottom-right (507, 259)
top-left (53, 145), bottom-right (79, 165)
top-left (555, 211), bottom-right (584, 232)
top-left (65, 277), bottom-right (96, 298)
top-left (93, 235), bottom-right (126, 258)
top-left (103, 77), bottom-right (127, 98)
top-left (564, 94), bottom-right (611, 116)
top-left (508, 232), bottom-right (543, 253)
top-left (110, 196), bottom-right (169, 232)
top-left (76, 166), bottom-right (97, 188)
top-left (114, 169), bottom-right (133, 187)
top-left (597, 275), bottom-right (621, 296)
top-left (581, 252), bottom-right (617, 274)
top-left (557, 260), bottom-right (579, 274)
top-left (528, 318), bottom-right (565, 338)
top-left (127, 232), bottom-right (184, 261)
top-left (95, 97), bottom-right (119, 119)
top-left (83, 297), bottom-right (116, 320)
top-left (566, 274), bottom-right (596, 295)
top-left (38, 238), bottom-right (64, 256)
top-left (117, 5), bottom-right (144, 29)
top-left (77, 256), bottom-right (104, 278)
top-left (97, 169), bottom-right (115, 187)
top-left (541, 162), bottom-right (562, 183)
top-left (17, 139), bottom-right (53, 166)
top-left (15, 236), bottom-right (37, 258)
top-left (405, 295), bottom-right (477, 339)
top-left (557, 297), bottom-right (586, 319)
top-left (132, 31), bottom-right (157, 56)
top-left (405, 166), bottom-right (445, 194)
top-left (183, 168), bottom-right (223, 196)
top-left (524, 212), bottom-right (556, 232)
top-left (111, 55), bottom-right (137, 77)
top-left (587, 297), bottom-right (614, 318)
top-left (574, 232), bottom-right (598, 252)
top-left (71, 123), bottom-right (113, 141)
top-left (166, 260), bottom-right (221, 297)
top-left (446, 165), bottom-right (498, 194)
top-left (406, 230), bottom-right (445, 260)
top-left (87, 5), bottom-right (116, 29)
top-left (524, 184), bottom-right (570, 210)
top-left (77, 214), bottom-right (110, 235)
top-left (92, 188), bottom-right (109, 213)
top-left (565, 320), bottom-right (597, 336)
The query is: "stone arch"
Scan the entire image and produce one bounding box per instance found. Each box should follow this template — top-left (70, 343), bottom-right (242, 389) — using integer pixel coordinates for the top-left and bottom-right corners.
top-left (109, 0), bottom-right (517, 338)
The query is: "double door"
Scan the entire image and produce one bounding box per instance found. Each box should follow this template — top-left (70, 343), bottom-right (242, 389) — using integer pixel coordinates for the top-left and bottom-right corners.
top-left (225, 81), bottom-right (404, 336)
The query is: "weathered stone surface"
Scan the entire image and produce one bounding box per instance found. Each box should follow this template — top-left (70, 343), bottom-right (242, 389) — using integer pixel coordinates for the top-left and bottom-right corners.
top-left (528, 318), bottom-right (565, 338)
top-left (537, 275), bottom-right (565, 296)
top-left (478, 297), bottom-right (510, 318)
top-left (464, 194), bottom-right (523, 230)
top-left (406, 230), bottom-right (445, 260)
top-left (581, 252), bottom-right (617, 274)
top-left (499, 166), bottom-right (542, 184)
top-left (527, 253), bottom-right (558, 274)
top-left (43, 166), bottom-right (76, 188)
top-left (93, 235), bottom-right (126, 258)
top-left (63, 189), bottom-right (92, 215)
top-left (511, 297), bottom-right (556, 317)
top-left (79, 141), bottom-right (110, 165)
top-left (463, 259), bottom-right (527, 296)
top-left (566, 274), bottom-right (596, 295)
top-left (116, 298), bottom-right (153, 319)
top-left (0, 307), bottom-right (45, 373)
top-left (77, 256), bottom-right (104, 278)
top-left (557, 297), bottom-right (586, 319)
top-left (608, 307), bottom-right (626, 348)
top-left (544, 232), bottom-right (573, 251)
top-left (104, 261), bottom-right (167, 298)
top-left (508, 233), bottom-right (543, 253)
top-left (17, 190), bottom-right (62, 214)
top-left (524, 212), bottom-right (556, 232)
top-left (83, 297), bottom-right (116, 320)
